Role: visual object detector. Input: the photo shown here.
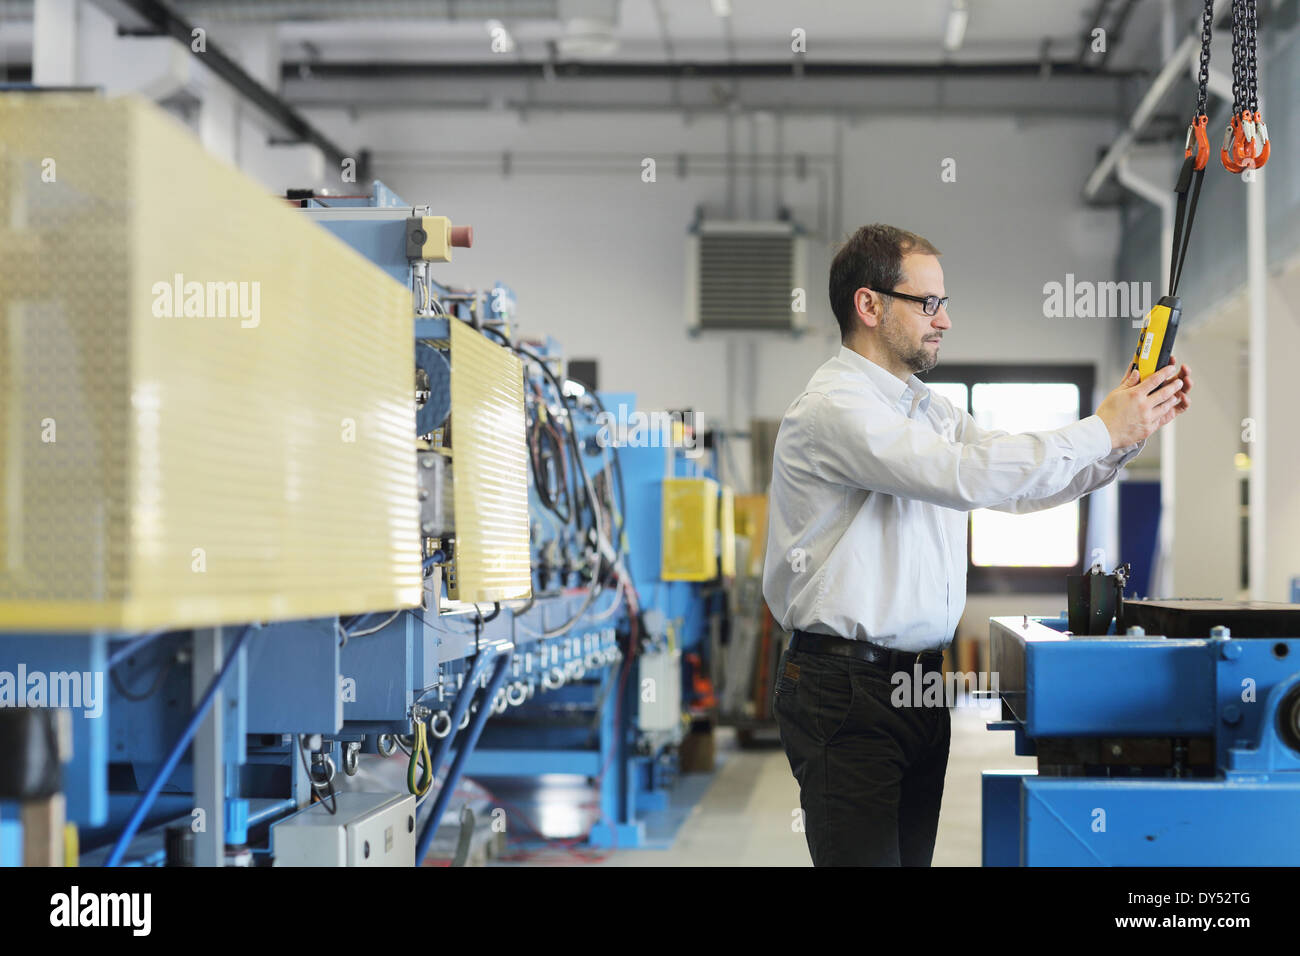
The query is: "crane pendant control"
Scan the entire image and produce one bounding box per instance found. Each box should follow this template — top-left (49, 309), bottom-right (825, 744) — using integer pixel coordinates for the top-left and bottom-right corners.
top-left (1130, 295), bottom-right (1181, 381)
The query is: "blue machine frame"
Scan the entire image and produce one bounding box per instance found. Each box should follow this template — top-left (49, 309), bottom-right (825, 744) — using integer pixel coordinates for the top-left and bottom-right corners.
top-left (982, 614), bottom-right (1300, 865)
top-left (0, 182), bottom-right (723, 864)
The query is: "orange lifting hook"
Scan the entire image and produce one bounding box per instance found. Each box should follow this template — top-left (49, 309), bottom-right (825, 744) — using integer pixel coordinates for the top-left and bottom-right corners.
top-left (1220, 114), bottom-right (1246, 173)
top-left (1231, 109), bottom-right (1270, 169)
top-left (1184, 115), bottom-right (1210, 171)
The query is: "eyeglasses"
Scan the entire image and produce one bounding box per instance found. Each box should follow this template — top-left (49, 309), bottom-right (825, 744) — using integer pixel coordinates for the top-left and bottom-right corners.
top-left (874, 289), bottom-right (950, 316)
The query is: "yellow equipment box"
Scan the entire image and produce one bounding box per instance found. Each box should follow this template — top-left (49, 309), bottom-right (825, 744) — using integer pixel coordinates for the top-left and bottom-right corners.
top-left (731, 493), bottom-right (769, 576)
top-left (0, 93), bottom-right (421, 631)
top-left (661, 477), bottom-right (720, 582)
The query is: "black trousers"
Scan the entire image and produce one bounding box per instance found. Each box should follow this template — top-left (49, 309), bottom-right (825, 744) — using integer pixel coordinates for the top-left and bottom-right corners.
top-left (773, 645), bottom-right (951, 867)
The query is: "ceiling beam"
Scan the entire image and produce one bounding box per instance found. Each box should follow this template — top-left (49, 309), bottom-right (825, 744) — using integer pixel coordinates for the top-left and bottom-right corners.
top-left (87, 0), bottom-right (354, 166)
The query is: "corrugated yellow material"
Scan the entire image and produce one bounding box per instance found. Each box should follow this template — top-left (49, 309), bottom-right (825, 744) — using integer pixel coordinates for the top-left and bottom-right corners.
top-left (0, 93), bottom-right (421, 631)
top-left (661, 477), bottom-right (719, 582)
top-left (447, 319), bottom-right (531, 603)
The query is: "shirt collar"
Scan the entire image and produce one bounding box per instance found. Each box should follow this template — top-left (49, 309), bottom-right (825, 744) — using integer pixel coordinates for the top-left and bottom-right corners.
top-left (836, 346), bottom-right (932, 415)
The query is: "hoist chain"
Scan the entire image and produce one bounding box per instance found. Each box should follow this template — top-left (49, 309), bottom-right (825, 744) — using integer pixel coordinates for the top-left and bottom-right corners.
top-left (1230, 0), bottom-right (1244, 117)
top-left (1245, 0), bottom-right (1259, 113)
top-left (1195, 0), bottom-right (1213, 118)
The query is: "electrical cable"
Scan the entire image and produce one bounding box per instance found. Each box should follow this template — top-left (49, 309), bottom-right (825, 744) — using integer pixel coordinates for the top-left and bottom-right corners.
top-left (480, 324), bottom-right (644, 639)
top-left (106, 628), bottom-right (173, 672)
top-left (482, 326), bottom-right (608, 552)
top-left (345, 609), bottom-right (404, 637)
top-left (407, 719), bottom-right (434, 797)
top-left (109, 651), bottom-right (179, 702)
top-left (339, 553), bottom-right (444, 645)
top-left (296, 734), bottom-right (338, 815)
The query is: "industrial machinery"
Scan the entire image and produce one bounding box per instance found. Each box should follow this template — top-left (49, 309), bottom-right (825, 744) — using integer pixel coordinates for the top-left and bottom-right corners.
top-left (0, 93), bottom-right (734, 866)
top-left (983, 566), bottom-right (1300, 865)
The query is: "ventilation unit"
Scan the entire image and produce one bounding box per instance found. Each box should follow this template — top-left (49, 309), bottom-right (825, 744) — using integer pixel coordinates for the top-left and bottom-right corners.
top-left (686, 220), bottom-right (807, 334)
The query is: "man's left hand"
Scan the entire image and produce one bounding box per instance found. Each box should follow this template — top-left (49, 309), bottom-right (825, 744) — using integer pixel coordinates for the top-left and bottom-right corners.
top-left (1155, 358), bottom-right (1192, 426)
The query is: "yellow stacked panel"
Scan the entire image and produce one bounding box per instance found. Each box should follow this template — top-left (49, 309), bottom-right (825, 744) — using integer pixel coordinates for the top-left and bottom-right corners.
top-left (447, 319), bottom-right (531, 603)
top-left (0, 93), bottom-right (421, 631)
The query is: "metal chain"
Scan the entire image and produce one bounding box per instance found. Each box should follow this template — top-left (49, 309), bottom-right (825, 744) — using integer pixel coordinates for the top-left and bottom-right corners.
top-left (1230, 0), bottom-right (1243, 117)
top-left (1195, 0), bottom-right (1213, 118)
top-left (1246, 0), bottom-right (1258, 113)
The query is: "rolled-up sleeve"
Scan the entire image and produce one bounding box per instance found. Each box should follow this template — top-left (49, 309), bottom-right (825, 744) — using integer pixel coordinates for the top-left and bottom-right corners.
top-left (809, 389), bottom-right (1114, 512)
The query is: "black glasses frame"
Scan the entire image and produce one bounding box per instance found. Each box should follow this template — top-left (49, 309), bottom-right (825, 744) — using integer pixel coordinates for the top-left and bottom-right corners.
top-left (874, 288), bottom-right (949, 316)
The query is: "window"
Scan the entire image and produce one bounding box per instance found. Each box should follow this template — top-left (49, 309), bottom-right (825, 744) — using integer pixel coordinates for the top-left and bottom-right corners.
top-left (921, 364), bottom-right (1095, 593)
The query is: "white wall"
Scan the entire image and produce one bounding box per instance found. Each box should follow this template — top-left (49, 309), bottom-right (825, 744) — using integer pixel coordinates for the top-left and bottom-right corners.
top-left (1172, 321), bottom-right (1246, 599)
top-left (307, 108), bottom-right (1127, 443)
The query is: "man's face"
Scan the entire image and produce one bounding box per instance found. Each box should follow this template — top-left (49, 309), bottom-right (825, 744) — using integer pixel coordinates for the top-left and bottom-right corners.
top-left (877, 253), bottom-right (950, 374)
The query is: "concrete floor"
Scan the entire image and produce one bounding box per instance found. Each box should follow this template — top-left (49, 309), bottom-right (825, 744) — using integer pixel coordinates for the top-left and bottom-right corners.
top-left (593, 701), bottom-right (1036, 867)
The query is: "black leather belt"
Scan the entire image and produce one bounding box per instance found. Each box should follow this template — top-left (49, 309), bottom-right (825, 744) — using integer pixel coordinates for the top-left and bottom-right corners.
top-left (791, 630), bottom-right (945, 675)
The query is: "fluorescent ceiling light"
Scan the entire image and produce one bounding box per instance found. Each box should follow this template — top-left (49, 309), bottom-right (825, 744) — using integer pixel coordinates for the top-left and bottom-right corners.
top-left (559, 18), bottom-right (619, 57)
top-left (944, 0), bottom-right (968, 52)
top-left (710, 0), bottom-right (732, 17)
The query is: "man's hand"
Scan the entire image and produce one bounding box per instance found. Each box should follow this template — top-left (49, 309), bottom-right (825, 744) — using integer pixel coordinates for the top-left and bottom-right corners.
top-left (1158, 358), bottom-right (1193, 426)
top-left (1095, 359), bottom-right (1189, 450)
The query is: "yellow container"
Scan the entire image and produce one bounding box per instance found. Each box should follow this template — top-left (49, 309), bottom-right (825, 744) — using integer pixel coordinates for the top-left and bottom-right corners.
top-left (0, 94), bottom-right (420, 631)
top-left (732, 493), bottom-right (769, 575)
top-left (661, 477), bottom-right (719, 582)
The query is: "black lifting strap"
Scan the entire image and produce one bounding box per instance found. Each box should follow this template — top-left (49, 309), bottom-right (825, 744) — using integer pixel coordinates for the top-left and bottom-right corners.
top-left (1169, 153), bottom-right (1206, 298)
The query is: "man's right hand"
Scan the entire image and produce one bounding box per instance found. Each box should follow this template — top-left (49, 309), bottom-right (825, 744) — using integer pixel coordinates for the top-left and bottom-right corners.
top-left (1095, 363), bottom-right (1184, 450)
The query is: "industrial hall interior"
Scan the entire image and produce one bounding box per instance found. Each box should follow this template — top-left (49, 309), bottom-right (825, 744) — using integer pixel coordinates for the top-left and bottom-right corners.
top-left (3, 0), bottom-right (1300, 880)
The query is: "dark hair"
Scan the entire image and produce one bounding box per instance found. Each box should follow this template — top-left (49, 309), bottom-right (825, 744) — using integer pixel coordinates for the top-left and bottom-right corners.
top-left (828, 224), bottom-right (941, 341)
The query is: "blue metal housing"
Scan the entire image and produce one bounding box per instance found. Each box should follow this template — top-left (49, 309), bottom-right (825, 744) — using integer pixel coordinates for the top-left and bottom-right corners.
top-left (984, 615), bottom-right (1300, 865)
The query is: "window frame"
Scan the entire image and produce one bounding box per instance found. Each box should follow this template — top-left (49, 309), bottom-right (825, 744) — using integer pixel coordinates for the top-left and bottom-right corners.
top-left (919, 363), bottom-right (1096, 594)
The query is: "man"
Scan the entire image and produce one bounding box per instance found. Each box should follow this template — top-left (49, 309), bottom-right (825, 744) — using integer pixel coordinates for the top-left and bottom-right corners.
top-left (762, 224), bottom-right (1192, 867)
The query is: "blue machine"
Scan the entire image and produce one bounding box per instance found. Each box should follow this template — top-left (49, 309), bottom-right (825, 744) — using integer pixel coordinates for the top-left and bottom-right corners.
top-left (983, 605), bottom-right (1300, 865)
top-left (0, 182), bottom-right (725, 865)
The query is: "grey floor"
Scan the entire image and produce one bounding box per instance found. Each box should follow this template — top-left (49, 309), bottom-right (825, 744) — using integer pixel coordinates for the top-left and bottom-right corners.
top-left (593, 701), bottom-right (1036, 867)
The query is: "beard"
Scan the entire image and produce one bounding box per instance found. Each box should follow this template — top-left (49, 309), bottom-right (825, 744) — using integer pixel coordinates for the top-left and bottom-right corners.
top-left (880, 307), bottom-right (940, 374)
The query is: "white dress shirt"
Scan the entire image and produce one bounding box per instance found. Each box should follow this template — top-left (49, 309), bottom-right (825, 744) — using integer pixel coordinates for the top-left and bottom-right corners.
top-left (762, 347), bottom-right (1143, 652)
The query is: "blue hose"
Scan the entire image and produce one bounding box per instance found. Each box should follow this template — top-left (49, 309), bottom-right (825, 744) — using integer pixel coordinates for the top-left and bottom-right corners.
top-left (426, 651), bottom-right (495, 780)
top-left (104, 625), bottom-right (254, 867)
top-left (416, 651), bottom-right (513, 864)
